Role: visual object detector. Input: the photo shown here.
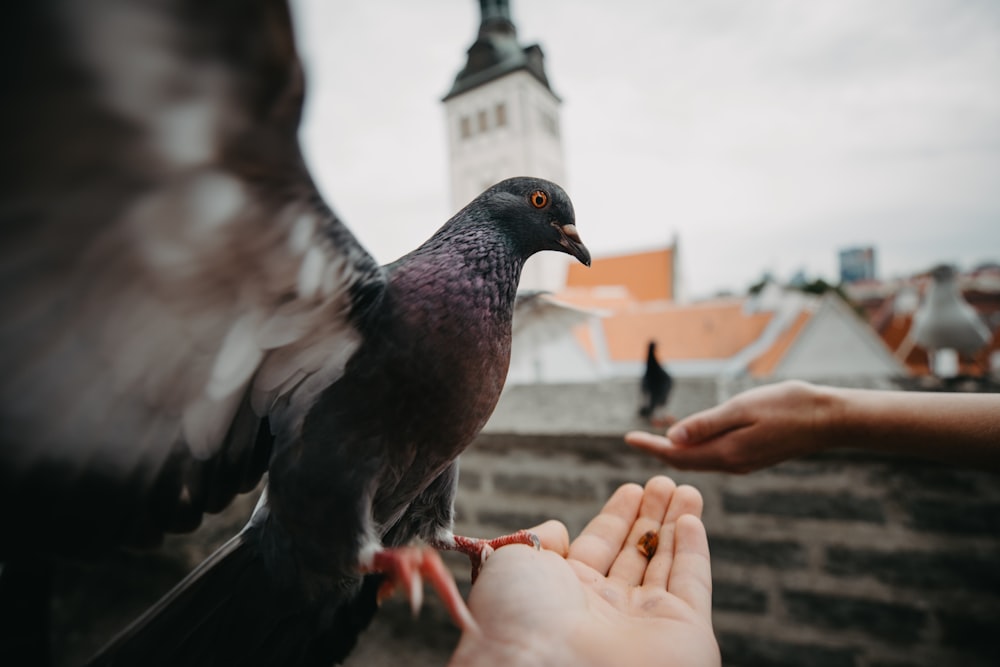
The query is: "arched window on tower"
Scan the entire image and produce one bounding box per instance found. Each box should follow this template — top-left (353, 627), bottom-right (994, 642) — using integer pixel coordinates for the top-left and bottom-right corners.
top-left (495, 102), bottom-right (507, 127)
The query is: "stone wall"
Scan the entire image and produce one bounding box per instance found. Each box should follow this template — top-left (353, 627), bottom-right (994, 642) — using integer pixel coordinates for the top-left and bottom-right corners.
top-left (455, 438), bottom-right (1000, 666)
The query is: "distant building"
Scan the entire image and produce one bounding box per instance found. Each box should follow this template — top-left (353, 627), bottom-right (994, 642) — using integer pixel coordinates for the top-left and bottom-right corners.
top-left (507, 247), bottom-right (905, 384)
top-left (443, 0), bottom-right (568, 291)
top-left (553, 281), bottom-right (904, 382)
top-left (839, 246), bottom-right (877, 283)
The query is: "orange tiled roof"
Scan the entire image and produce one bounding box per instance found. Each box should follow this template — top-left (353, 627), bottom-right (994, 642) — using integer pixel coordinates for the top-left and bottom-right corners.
top-left (748, 310), bottom-right (813, 377)
top-left (597, 300), bottom-right (773, 362)
top-left (878, 313), bottom-right (930, 375)
top-left (566, 246), bottom-right (674, 302)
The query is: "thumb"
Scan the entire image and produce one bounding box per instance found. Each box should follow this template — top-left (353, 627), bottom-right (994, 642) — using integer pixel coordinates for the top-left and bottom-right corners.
top-left (527, 519), bottom-right (570, 556)
top-left (668, 400), bottom-right (749, 445)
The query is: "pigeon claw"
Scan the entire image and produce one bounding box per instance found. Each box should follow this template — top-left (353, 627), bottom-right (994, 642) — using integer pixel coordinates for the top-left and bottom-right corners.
top-left (365, 546), bottom-right (479, 634)
top-left (445, 530), bottom-right (541, 583)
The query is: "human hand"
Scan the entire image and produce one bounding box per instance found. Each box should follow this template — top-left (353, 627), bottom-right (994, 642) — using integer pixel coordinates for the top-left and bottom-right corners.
top-left (625, 380), bottom-right (837, 473)
top-left (448, 476), bottom-right (719, 667)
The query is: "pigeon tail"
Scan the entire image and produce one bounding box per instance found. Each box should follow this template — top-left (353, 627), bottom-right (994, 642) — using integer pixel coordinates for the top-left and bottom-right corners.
top-left (87, 520), bottom-right (380, 667)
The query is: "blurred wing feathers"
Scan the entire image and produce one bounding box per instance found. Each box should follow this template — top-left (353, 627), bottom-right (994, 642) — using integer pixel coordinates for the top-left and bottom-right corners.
top-left (0, 0), bottom-right (384, 552)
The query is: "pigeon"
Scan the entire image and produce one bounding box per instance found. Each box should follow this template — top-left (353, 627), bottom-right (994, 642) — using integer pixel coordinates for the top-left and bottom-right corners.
top-left (639, 341), bottom-right (673, 424)
top-left (0, 1), bottom-right (591, 665)
top-left (911, 265), bottom-right (992, 374)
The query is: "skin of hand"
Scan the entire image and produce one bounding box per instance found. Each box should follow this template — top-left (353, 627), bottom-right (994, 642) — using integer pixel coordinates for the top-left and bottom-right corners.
top-left (625, 380), bottom-right (835, 473)
top-left (448, 476), bottom-right (720, 667)
top-left (625, 379), bottom-right (1000, 473)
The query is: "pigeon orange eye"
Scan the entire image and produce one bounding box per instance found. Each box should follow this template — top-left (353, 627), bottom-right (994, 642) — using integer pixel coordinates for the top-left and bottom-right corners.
top-left (529, 190), bottom-right (548, 208)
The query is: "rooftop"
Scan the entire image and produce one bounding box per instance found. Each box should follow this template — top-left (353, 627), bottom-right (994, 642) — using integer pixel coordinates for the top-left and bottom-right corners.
top-left (565, 245), bottom-right (675, 303)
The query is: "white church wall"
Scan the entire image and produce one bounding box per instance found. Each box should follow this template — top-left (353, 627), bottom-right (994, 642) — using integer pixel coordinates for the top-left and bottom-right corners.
top-left (507, 333), bottom-right (603, 385)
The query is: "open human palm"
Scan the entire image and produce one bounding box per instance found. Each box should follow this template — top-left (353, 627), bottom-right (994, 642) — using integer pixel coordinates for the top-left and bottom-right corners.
top-left (449, 476), bottom-right (720, 667)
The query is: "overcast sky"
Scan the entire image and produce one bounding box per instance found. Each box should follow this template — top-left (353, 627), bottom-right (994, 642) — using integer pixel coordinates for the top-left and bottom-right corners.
top-left (291, 0), bottom-right (1000, 299)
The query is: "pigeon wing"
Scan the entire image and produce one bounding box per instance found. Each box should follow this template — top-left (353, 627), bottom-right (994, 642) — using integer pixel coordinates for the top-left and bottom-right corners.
top-left (0, 0), bottom-right (385, 554)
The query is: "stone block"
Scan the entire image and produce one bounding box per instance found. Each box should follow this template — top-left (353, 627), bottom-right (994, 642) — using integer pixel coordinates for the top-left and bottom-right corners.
top-left (938, 610), bottom-right (1000, 662)
top-left (869, 464), bottom-right (990, 496)
top-left (717, 631), bottom-right (856, 667)
top-left (709, 535), bottom-right (808, 569)
top-left (782, 590), bottom-right (927, 644)
top-left (824, 546), bottom-right (1000, 593)
top-left (713, 580), bottom-right (768, 613)
top-left (723, 491), bottom-right (885, 523)
top-left (493, 473), bottom-right (598, 500)
top-left (905, 498), bottom-right (1000, 536)
top-left (457, 469), bottom-right (482, 490)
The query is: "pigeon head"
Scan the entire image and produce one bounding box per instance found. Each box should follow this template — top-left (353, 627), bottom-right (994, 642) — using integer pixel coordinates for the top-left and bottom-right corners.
top-left (477, 177), bottom-right (591, 267)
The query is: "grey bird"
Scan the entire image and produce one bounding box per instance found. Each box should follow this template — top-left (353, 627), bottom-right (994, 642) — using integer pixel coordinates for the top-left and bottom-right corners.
top-left (911, 265), bottom-right (991, 372)
top-left (0, 1), bottom-right (591, 665)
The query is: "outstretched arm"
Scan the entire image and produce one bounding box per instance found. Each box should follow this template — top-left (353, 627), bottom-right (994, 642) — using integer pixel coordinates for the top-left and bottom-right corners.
top-left (625, 380), bottom-right (1000, 473)
top-left (449, 476), bottom-right (720, 667)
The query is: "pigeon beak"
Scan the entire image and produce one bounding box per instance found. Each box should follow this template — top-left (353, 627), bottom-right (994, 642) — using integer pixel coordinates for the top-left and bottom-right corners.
top-left (555, 223), bottom-right (591, 267)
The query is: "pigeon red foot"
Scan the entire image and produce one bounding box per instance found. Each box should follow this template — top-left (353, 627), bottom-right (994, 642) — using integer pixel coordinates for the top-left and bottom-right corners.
top-left (363, 546), bottom-right (479, 634)
top-left (361, 531), bottom-right (539, 636)
top-left (438, 530), bottom-right (541, 582)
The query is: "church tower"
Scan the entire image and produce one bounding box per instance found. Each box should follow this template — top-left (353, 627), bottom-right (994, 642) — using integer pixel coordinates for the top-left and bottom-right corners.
top-left (443, 0), bottom-right (568, 291)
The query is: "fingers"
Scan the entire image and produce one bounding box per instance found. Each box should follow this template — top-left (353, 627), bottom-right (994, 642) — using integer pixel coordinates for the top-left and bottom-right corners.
top-left (623, 430), bottom-right (670, 449)
top-left (625, 430), bottom-right (735, 471)
top-left (642, 485), bottom-right (703, 588)
top-left (528, 519), bottom-right (570, 557)
top-left (568, 482), bottom-right (643, 574)
top-left (607, 476), bottom-right (676, 585)
top-left (624, 431), bottom-right (686, 460)
top-left (666, 514), bottom-right (713, 622)
top-left (667, 399), bottom-right (750, 445)
top-left (624, 396), bottom-right (754, 472)
top-left (566, 476), bottom-right (707, 600)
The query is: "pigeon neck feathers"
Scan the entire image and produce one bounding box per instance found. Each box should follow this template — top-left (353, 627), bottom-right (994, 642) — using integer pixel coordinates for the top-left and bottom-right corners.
top-left (391, 216), bottom-right (523, 323)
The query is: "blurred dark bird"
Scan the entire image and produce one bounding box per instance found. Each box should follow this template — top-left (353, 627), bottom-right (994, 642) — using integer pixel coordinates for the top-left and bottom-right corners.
top-left (0, 1), bottom-right (590, 665)
top-left (639, 341), bottom-right (673, 424)
top-left (911, 265), bottom-right (991, 374)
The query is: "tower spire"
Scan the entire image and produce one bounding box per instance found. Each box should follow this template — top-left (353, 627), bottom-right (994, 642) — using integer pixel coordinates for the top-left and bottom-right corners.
top-left (479, 0), bottom-right (512, 25)
top-left (444, 0), bottom-right (552, 101)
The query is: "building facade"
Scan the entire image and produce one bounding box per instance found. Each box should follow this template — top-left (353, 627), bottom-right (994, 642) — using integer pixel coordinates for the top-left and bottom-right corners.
top-left (839, 246), bottom-right (877, 283)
